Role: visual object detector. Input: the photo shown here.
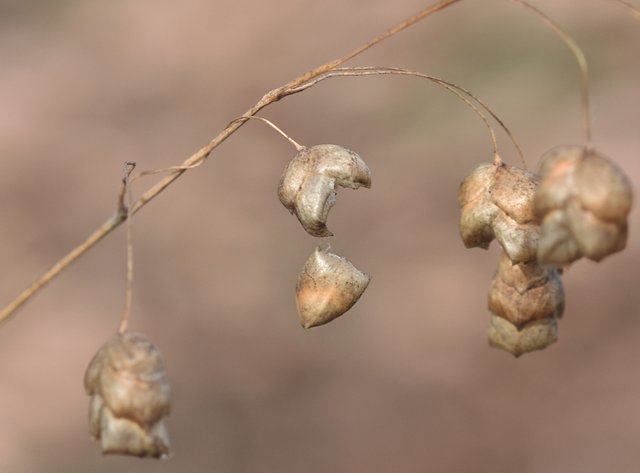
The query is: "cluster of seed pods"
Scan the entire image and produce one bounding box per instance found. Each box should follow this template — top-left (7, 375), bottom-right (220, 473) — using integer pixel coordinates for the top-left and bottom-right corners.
top-left (278, 144), bottom-right (372, 328)
top-left (459, 146), bottom-right (632, 357)
top-left (80, 141), bottom-right (631, 459)
top-left (84, 332), bottom-right (171, 457)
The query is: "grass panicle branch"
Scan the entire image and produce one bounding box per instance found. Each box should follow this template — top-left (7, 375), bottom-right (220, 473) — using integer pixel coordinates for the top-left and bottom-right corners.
top-left (287, 66), bottom-right (526, 167)
top-left (0, 0), bottom-right (463, 324)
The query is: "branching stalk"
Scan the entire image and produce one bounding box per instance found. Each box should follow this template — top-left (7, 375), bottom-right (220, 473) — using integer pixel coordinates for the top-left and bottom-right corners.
top-left (0, 0), bottom-right (463, 324)
top-left (286, 66), bottom-right (526, 167)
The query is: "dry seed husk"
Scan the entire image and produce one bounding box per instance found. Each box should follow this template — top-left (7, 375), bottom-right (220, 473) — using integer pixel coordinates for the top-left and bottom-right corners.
top-left (458, 161), bottom-right (540, 262)
top-left (565, 199), bottom-right (627, 260)
top-left (278, 144), bottom-right (371, 237)
top-left (84, 332), bottom-right (171, 458)
top-left (296, 246), bottom-right (370, 328)
top-left (535, 145), bottom-right (632, 265)
top-left (537, 210), bottom-right (581, 266)
top-left (488, 251), bottom-right (564, 328)
top-left (488, 314), bottom-right (558, 358)
top-left (492, 213), bottom-right (539, 263)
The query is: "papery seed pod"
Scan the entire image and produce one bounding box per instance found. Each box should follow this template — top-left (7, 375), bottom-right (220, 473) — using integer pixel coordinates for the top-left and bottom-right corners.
top-left (84, 331), bottom-right (171, 458)
top-left (278, 144), bottom-right (371, 237)
top-left (536, 145), bottom-right (633, 266)
top-left (536, 210), bottom-right (581, 266)
top-left (488, 313), bottom-right (558, 358)
top-left (296, 246), bottom-right (370, 328)
top-left (458, 162), bottom-right (499, 249)
top-left (458, 160), bottom-right (540, 262)
top-left (488, 251), bottom-right (565, 328)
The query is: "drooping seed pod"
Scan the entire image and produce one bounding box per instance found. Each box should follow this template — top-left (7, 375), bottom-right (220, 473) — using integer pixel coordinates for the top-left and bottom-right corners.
top-left (488, 313), bottom-right (558, 358)
top-left (84, 331), bottom-right (171, 458)
top-left (458, 160), bottom-right (540, 263)
top-left (296, 246), bottom-right (370, 328)
top-left (536, 145), bottom-right (633, 266)
top-left (278, 144), bottom-right (371, 237)
top-left (488, 251), bottom-right (565, 328)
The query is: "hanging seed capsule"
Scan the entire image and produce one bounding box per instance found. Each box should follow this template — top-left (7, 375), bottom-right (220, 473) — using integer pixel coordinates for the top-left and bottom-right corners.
top-left (488, 313), bottom-right (558, 358)
top-left (84, 331), bottom-right (171, 458)
top-left (458, 162), bottom-right (499, 249)
top-left (458, 160), bottom-right (540, 262)
top-left (488, 251), bottom-right (565, 328)
top-left (536, 145), bottom-right (633, 266)
top-left (296, 246), bottom-right (370, 328)
top-left (278, 144), bottom-right (371, 237)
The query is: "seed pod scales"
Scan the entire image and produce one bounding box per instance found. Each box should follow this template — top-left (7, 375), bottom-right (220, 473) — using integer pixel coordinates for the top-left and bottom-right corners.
top-left (296, 246), bottom-right (370, 328)
top-left (488, 314), bottom-right (558, 358)
top-left (536, 146), bottom-right (633, 266)
top-left (488, 251), bottom-right (565, 328)
top-left (84, 332), bottom-right (171, 458)
top-left (458, 160), bottom-right (540, 263)
top-left (278, 144), bottom-right (371, 237)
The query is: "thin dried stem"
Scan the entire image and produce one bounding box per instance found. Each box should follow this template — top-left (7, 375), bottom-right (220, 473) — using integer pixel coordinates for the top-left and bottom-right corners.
top-left (228, 116), bottom-right (304, 151)
top-left (609, 0), bottom-right (640, 19)
top-left (0, 0), bottom-right (462, 324)
top-left (133, 117), bottom-right (303, 180)
top-left (286, 66), bottom-right (526, 167)
top-left (118, 162), bottom-right (136, 334)
top-left (508, 0), bottom-right (592, 147)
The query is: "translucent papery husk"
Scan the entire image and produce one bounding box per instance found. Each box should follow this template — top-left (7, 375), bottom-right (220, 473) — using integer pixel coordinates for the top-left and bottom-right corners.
top-left (296, 246), bottom-right (370, 328)
top-left (84, 331), bottom-right (171, 459)
top-left (537, 210), bottom-right (582, 266)
top-left (488, 252), bottom-right (565, 328)
top-left (278, 144), bottom-right (371, 237)
top-left (535, 145), bottom-right (633, 266)
top-left (458, 161), bottom-right (540, 262)
top-left (488, 314), bottom-right (558, 358)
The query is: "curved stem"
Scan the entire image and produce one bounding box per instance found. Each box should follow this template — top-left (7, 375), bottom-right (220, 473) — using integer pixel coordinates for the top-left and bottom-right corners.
top-left (0, 0), bottom-right (463, 325)
top-left (287, 66), bottom-right (526, 167)
top-left (508, 0), bottom-right (592, 147)
top-left (609, 0), bottom-right (640, 19)
top-left (228, 116), bottom-right (305, 151)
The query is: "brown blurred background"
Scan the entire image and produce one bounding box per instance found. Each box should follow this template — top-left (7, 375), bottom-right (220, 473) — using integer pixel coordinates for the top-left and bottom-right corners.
top-left (0, 1), bottom-right (638, 472)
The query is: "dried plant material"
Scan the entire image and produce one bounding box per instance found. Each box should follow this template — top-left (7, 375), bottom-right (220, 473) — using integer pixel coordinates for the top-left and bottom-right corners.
top-left (84, 332), bottom-right (171, 458)
top-left (488, 313), bottom-right (558, 357)
top-left (488, 251), bottom-right (565, 328)
top-left (458, 160), bottom-right (540, 262)
top-left (278, 144), bottom-right (371, 237)
top-left (536, 145), bottom-right (633, 266)
top-left (296, 246), bottom-right (370, 328)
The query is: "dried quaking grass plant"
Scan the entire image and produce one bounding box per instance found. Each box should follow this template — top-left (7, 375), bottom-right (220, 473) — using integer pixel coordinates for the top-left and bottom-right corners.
top-left (0, 0), bottom-right (636, 460)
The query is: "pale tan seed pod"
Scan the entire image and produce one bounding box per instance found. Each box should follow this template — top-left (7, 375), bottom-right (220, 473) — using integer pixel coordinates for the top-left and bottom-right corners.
top-left (488, 314), bottom-right (558, 358)
top-left (84, 331), bottom-right (171, 458)
top-left (458, 162), bottom-right (499, 249)
top-left (536, 145), bottom-right (633, 265)
top-left (488, 251), bottom-right (565, 328)
top-left (278, 144), bottom-right (371, 237)
top-left (296, 246), bottom-right (370, 328)
top-left (458, 160), bottom-right (540, 262)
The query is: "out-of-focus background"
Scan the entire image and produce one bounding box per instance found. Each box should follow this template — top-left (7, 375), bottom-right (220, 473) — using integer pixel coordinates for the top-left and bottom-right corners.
top-left (0, 1), bottom-right (638, 472)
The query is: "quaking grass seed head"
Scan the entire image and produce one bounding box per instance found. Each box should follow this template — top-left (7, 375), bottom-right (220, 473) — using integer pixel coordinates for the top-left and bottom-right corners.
top-left (458, 160), bottom-right (540, 263)
top-left (84, 331), bottom-right (171, 459)
top-left (535, 145), bottom-right (633, 266)
top-left (278, 145), bottom-right (371, 237)
top-left (296, 246), bottom-right (370, 328)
